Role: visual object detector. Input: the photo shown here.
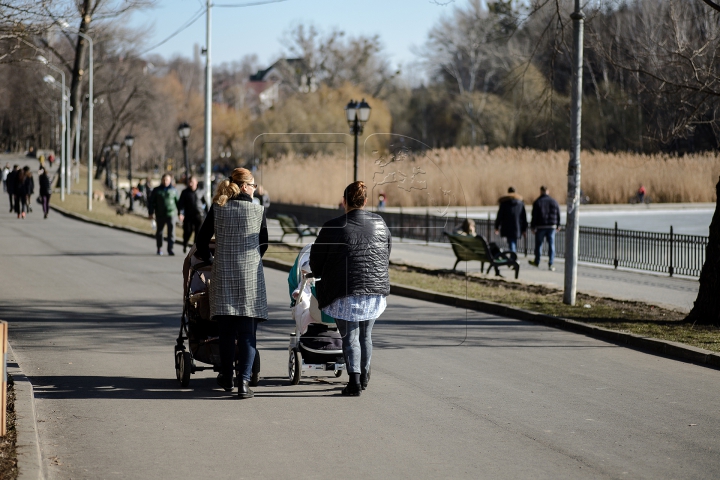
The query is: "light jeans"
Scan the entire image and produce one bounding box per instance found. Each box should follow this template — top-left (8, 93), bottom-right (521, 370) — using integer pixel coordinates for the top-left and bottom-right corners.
top-left (335, 318), bottom-right (375, 375)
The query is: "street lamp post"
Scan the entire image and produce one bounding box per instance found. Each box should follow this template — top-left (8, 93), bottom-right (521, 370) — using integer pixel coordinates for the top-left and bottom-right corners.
top-left (345, 99), bottom-right (372, 182)
top-left (38, 56), bottom-right (67, 201)
top-left (73, 31), bottom-right (94, 212)
top-left (112, 142), bottom-right (121, 203)
top-left (177, 122), bottom-right (191, 183)
top-left (125, 135), bottom-right (135, 211)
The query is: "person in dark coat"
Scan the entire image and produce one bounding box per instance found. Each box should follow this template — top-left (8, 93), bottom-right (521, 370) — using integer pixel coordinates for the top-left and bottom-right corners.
top-left (38, 167), bottom-right (52, 218)
top-left (23, 166), bottom-right (34, 213)
top-left (195, 167), bottom-right (268, 399)
top-left (529, 185), bottom-right (561, 271)
top-left (494, 186), bottom-right (528, 253)
top-left (6, 165), bottom-right (18, 212)
top-left (14, 168), bottom-right (27, 219)
top-left (310, 181), bottom-right (391, 396)
top-left (177, 176), bottom-right (207, 253)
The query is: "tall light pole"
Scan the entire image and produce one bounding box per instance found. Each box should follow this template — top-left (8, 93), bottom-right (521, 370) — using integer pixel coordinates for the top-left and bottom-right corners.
top-left (112, 142), bottom-right (121, 203)
top-left (178, 122), bottom-right (191, 183)
top-left (125, 135), bottom-right (135, 211)
top-left (203, 0), bottom-right (213, 205)
top-left (344, 98), bottom-right (371, 182)
top-left (38, 56), bottom-right (67, 202)
top-left (563, 0), bottom-right (585, 306)
top-left (75, 31), bottom-right (94, 211)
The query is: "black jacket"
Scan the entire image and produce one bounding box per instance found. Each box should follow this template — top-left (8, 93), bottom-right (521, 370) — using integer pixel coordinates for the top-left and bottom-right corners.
top-left (531, 193), bottom-right (560, 229)
top-left (178, 187), bottom-right (207, 219)
top-left (39, 173), bottom-right (51, 196)
top-left (25, 175), bottom-right (34, 196)
top-left (310, 208), bottom-right (392, 310)
top-left (194, 193), bottom-right (268, 262)
top-left (6, 170), bottom-right (17, 193)
top-left (494, 193), bottom-right (528, 240)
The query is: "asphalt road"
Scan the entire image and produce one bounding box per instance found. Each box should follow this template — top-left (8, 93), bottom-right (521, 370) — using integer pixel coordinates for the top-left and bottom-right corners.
top-left (2, 195), bottom-right (720, 479)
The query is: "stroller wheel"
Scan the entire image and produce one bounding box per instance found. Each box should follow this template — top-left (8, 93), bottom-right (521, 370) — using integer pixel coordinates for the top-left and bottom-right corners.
top-left (176, 351), bottom-right (192, 387)
top-left (288, 350), bottom-right (301, 385)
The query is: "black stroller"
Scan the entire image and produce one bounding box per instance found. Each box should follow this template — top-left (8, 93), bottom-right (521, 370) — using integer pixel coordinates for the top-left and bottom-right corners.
top-left (175, 245), bottom-right (260, 388)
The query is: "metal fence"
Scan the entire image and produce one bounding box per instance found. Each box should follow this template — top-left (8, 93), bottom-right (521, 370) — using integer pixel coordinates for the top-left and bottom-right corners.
top-left (267, 202), bottom-right (709, 277)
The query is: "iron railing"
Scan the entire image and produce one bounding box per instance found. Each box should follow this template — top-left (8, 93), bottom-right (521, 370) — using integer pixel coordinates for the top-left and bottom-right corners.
top-left (267, 203), bottom-right (708, 277)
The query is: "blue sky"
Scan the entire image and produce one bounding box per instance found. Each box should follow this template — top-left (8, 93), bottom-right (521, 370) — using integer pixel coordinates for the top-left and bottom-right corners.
top-left (128, 0), bottom-right (458, 75)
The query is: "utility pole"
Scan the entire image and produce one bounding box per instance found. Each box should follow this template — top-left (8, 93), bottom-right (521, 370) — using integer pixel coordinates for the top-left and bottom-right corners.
top-left (203, 0), bottom-right (213, 205)
top-left (563, 0), bottom-right (585, 306)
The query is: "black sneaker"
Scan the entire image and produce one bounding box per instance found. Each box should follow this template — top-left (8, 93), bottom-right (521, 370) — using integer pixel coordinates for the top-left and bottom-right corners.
top-left (168, 251), bottom-right (175, 256)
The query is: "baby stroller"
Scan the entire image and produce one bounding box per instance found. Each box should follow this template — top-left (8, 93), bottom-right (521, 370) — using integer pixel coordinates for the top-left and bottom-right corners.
top-left (287, 244), bottom-right (345, 385)
top-left (175, 243), bottom-right (260, 388)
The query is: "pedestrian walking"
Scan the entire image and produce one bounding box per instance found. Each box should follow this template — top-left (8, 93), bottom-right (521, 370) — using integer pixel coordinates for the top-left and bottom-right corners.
top-left (6, 165), bottom-right (18, 212)
top-left (23, 167), bottom-right (34, 213)
top-left (48, 153), bottom-right (55, 167)
top-left (529, 185), bottom-right (560, 271)
top-left (310, 181), bottom-right (391, 396)
top-left (148, 173), bottom-right (180, 256)
top-left (177, 176), bottom-right (207, 253)
top-left (14, 167), bottom-right (27, 219)
top-left (2, 163), bottom-right (9, 193)
top-left (194, 167), bottom-right (269, 399)
top-left (494, 186), bottom-right (528, 253)
top-left (38, 167), bottom-right (52, 219)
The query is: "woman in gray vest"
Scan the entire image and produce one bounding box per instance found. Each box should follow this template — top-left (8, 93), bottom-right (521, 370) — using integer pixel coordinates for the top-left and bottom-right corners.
top-left (195, 168), bottom-right (268, 399)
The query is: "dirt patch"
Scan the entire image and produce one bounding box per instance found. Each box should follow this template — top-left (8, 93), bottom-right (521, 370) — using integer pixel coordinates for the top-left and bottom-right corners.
top-left (0, 377), bottom-right (19, 480)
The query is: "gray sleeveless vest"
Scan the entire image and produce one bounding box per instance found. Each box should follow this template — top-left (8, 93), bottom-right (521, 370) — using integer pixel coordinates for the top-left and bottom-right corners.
top-left (209, 200), bottom-right (268, 319)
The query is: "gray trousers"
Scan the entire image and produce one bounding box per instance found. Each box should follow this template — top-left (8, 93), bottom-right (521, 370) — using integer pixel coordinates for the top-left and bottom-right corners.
top-left (335, 318), bottom-right (375, 375)
top-left (155, 215), bottom-right (176, 252)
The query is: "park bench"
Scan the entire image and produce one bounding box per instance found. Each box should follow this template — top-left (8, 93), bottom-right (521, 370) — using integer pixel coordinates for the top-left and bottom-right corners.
top-left (277, 213), bottom-right (319, 242)
top-left (444, 232), bottom-right (520, 279)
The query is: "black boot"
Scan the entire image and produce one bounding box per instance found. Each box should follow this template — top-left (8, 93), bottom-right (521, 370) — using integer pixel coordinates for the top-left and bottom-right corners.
top-left (342, 373), bottom-right (361, 396)
top-left (216, 373), bottom-right (233, 392)
top-left (238, 380), bottom-right (254, 399)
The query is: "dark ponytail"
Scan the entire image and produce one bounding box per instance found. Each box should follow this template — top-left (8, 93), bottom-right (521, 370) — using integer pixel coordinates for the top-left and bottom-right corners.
top-left (343, 181), bottom-right (367, 210)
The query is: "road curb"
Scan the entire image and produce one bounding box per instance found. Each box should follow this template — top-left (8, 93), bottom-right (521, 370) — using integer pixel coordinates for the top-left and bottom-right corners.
top-left (43, 209), bottom-right (719, 370)
top-left (263, 257), bottom-right (720, 370)
top-left (7, 345), bottom-right (45, 480)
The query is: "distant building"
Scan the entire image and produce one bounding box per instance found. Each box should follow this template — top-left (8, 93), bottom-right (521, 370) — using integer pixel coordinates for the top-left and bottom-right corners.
top-left (247, 58), bottom-right (317, 110)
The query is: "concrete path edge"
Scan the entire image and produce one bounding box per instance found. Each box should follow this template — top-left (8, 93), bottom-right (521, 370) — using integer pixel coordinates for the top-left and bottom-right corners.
top-left (261, 257), bottom-right (720, 370)
top-left (7, 345), bottom-right (45, 480)
top-left (45, 205), bottom-right (720, 370)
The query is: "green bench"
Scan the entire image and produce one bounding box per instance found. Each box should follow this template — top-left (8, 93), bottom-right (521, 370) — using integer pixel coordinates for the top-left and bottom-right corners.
top-left (444, 232), bottom-right (520, 279)
top-left (277, 214), bottom-right (318, 242)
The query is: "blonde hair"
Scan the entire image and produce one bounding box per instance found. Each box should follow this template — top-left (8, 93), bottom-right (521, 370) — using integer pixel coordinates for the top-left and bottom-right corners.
top-left (213, 167), bottom-right (253, 206)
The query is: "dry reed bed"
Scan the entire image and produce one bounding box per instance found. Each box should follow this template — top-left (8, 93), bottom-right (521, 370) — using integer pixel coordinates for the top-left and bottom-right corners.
top-left (259, 147), bottom-right (720, 206)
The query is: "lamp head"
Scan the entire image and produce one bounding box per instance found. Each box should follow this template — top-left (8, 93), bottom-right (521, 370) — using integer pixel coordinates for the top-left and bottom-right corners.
top-left (43, 75), bottom-right (56, 84)
top-left (177, 122), bottom-right (191, 140)
top-left (345, 99), bottom-right (357, 125)
top-left (357, 98), bottom-right (371, 124)
top-left (124, 135), bottom-right (135, 148)
top-left (112, 142), bottom-right (120, 153)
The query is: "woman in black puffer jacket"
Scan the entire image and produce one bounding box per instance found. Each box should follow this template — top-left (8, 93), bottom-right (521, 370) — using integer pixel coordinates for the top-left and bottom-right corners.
top-left (310, 181), bottom-right (391, 396)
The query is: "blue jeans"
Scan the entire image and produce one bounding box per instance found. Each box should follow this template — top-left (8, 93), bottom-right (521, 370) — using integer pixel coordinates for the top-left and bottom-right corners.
top-left (335, 318), bottom-right (375, 375)
top-left (507, 238), bottom-right (518, 253)
top-left (218, 316), bottom-right (258, 382)
top-left (534, 228), bottom-right (556, 266)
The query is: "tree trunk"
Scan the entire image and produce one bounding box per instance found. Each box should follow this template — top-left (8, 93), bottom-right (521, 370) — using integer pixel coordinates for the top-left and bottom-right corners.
top-left (68, 0), bottom-right (93, 163)
top-left (685, 177), bottom-right (720, 326)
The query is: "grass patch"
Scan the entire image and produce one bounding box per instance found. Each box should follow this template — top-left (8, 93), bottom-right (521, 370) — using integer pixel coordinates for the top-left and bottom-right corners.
top-left (0, 377), bottom-right (18, 480)
top-left (53, 191), bottom-right (153, 235)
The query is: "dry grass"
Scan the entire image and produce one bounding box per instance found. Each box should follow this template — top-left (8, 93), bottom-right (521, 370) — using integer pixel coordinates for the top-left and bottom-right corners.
top-left (258, 147), bottom-right (720, 206)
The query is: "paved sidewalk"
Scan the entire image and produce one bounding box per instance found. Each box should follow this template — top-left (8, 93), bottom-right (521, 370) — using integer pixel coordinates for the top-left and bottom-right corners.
top-left (267, 220), bottom-right (699, 313)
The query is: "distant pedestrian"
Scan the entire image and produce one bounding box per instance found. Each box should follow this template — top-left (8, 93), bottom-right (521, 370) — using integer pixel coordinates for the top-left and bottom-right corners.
top-left (310, 181), bottom-right (391, 396)
top-left (177, 176), bottom-right (207, 253)
top-left (148, 173), bottom-right (180, 256)
top-left (194, 167), bottom-right (268, 399)
top-left (6, 165), bottom-right (18, 212)
top-left (38, 167), bottom-right (52, 219)
top-left (456, 218), bottom-right (476, 236)
top-left (529, 186), bottom-right (560, 271)
top-left (637, 184), bottom-right (646, 203)
top-left (377, 193), bottom-right (386, 211)
top-left (494, 186), bottom-right (528, 253)
top-left (2, 164), bottom-right (9, 193)
top-left (48, 154), bottom-right (55, 167)
top-left (253, 185), bottom-right (270, 207)
top-left (14, 167), bottom-right (27, 219)
top-left (23, 167), bottom-right (34, 213)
